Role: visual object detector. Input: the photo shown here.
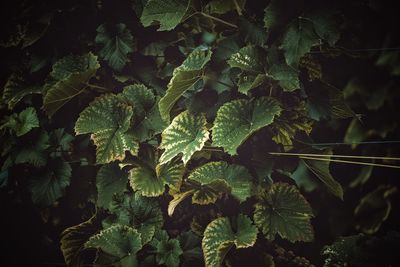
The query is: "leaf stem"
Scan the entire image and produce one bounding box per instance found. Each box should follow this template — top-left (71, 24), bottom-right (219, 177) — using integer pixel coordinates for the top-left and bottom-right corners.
top-left (233, 0), bottom-right (243, 16)
top-left (86, 83), bottom-right (109, 92)
top-left (198, 12), bottom-right (238, 29)
top-left (203, 145), bottom-right (224, 152)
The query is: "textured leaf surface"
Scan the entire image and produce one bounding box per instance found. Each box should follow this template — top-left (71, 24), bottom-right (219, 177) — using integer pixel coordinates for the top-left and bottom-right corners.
top-left (29, 159), bottom-right (71, 206)
top-left (159, 111), bottom-right (209, 165)
top-left (150, 230), bottom-right (183, 267)
top-left (43, 52), bottom-right (100, 116)
top-left (302, 149), bottom-right (343, 199)
top-left (75, 94), bottom-right (139, 164)
top-left (15, 131), bottom-right (50, 167)
top-left (61, 213), bottom-right (102, 267)
top-left (254, 183), bottom-right (314, 242)
top-left (85, 224), bottom-right (142, 266)
top-left (213, 97), bottom-right (281, 155)
top-left (2, 72), bottom-right (41, 109)
top-left (0, 107), bottom-right (39, 136)
top-left (159, 49), bottom-right (212, 121)
top-left (141, 0), bottom-right (190, 31)
top-left (202, 214), bottom-right (258, 267)
top-left (227, 46), bottom-right (265, 73)
top-left (129, 158), bottom-right (184, 197)
top-left (96, 163), bottom-right (128, 208)
top-left (282, 20), bottom-right (318, 66)
top-left (96, 23), bottom-right (135, 71)
top-left (237, 73), bottom-right (267, 95)
top-left (188, 161), bottom-right (253, 202)
top-left (268, 63), bottom-right (300, 92)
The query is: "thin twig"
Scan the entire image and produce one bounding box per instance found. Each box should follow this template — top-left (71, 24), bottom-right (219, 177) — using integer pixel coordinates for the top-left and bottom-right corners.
top-left (86, 83), bottom-right (109, 92)
top-left (233, 0), bottom-right (243, 15)
top-left (269, 152), bottom-right (400, 161)
top-left (299, 156), bottom-right (400, 169)
top-left (199, 12), bottom-right (238, 29)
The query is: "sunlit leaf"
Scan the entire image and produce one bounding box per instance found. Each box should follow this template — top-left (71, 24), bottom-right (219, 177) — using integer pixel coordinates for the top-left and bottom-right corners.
top-left (212, 97), bottom-right (281, 155)
top-left (227, 45), bottom-right (265, 73)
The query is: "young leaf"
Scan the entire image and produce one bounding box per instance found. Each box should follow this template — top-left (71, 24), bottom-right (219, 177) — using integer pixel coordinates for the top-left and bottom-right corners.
top-left (95, 23), bottom-right (135, 71)
top-left (159, 111), bottom-right (209, 165)
top-left (75, 94), bottom-right (139, 164)
top-left (227, 45), bottom-right (265, 73)
top-left (212, 97), bottom-right (281, 155)
top-left (301, 149), bottom-right (343, 199)
top-left (96, 163), bottom-right (128, 208)
top-left (254, 182), bottom-right (314, 242)
top-left (0, 107), bottom-right (39, 136)
top-left (60, 213), bottom-right (103, 267)
top-left (188, 161), bottom-right (253, 202)
top-left (268, 63), bottom-right (300, 92)
top-left (202, 214), bottom-right (258, 267)
top-left (43, 52), bottom-right (100, 117)
top-left (159, 49), bottom-right (212, 122)
top-left (141, 0), bottom-right (190, 31)
top-left (85, 224), bottom-right (142, 266)
top-left (129, 158), bottom-right (184, 197)
top-left (282, 19), bottom-right (318, 66)
top-left (29, 159), bottom-right (71, 206)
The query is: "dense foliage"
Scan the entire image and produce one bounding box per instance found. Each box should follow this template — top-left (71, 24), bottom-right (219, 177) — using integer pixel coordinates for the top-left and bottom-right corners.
top-left (1, 0), bottom-right (400, 266)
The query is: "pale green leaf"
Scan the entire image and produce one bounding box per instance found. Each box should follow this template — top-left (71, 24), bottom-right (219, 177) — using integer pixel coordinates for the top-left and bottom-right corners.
top-left (29, 159), bottom-right (71, 206)
top-left (43, 52), bottom-right (100, 116)
top-left (254, 182), bottom-right (314, 242)
top-left (237, 73), bottom-right (267, 95)
top-left (96, 23), bottom-right (135, 71)
top-left (75, 94), bottom-right (139, 164)
top-left (212, 97), bottom-right (281, 155)
top-left (85, 224), bottom-right (142, 266)
top-left (140, 0), bottom-right (190, 31)
top-left (282, 20), bottom-right (318, 66)
top-left (227, 45), bottom-right (265, 73)
top-left (159, 111), bottom-right (209, 165)
top-left (129, 157), bottom-right (184, 197)
top-left (268, 63), bottom-right (300, 92)
top-left (202, 214), bottom-right (257, 267)
top-left (0, 107), bottom-right (39, 136)
top-left (96, 163), bottom-right (128, 208)
top-left (159, 49), bottom-right (212, 122)
top-left (188, 161), bottom-right (253, 202)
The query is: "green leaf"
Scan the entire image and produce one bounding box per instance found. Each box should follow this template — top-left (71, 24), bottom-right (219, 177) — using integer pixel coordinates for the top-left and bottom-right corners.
top-left (301, 149), bottom-right (343, 199)
top-left (119, 84), bottom-right (167, 142)
top-left (140, 0), bottom-right (190, 31)
top-left (0, 107), bottom-right (39, 136)
top-left (268, 63), bottom-right (300, 92)
top-left (282, 20), bottom-right (318, 66)
top-left (96, 24), bottom-right (135, 71)
top-left (150, 230), bottom-right (183, 267)
top-left (85, 224), bottom-right (142, 267)
top-left (237, 73), bottom-right (267, 95)
top-left (188, 161), bottom-right (253, 202)
top-left (212, 97), bottom-right (281, 155)
top-left (107, 192), bottom-right (163, 243)
top-left (202, 214), bottom-right (258, 267)
top-left (29, 159), bottom-right (71, 206)
top-left (308, 10), bottom-right (340, 46)
top-left (159, 111), bottom-right (209, 165)
top-left (254, 182), bottom-right (314, 242)
top-left (159, 49), bottom-right (212, 122)
top-left (239, 18), bottom-right (268, 46)
top-left (206, 0), bottom-right (246, 15)
top-left (354, 185), bottom-right (397, 234)
top-left (43, 52), bottom-right (100, 116)
top-left (2, 72), bottom-right (41, 110)
top-left (227, 46), bottom-right (265, 73)
top-left (75, 94), bottom-right (139, 164)
top-left (60, 213), bottom-right (103, 267)
top-left (96, 163), bottom-right (128, 208)
top-left (264, 0), bottom-right (287, 30)
top-left (178, 231), bottom-right (203, 264)
top-left (15, 131), bottom-right (50, 167)
top-left (129, 157), bottom-right (184, 197)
